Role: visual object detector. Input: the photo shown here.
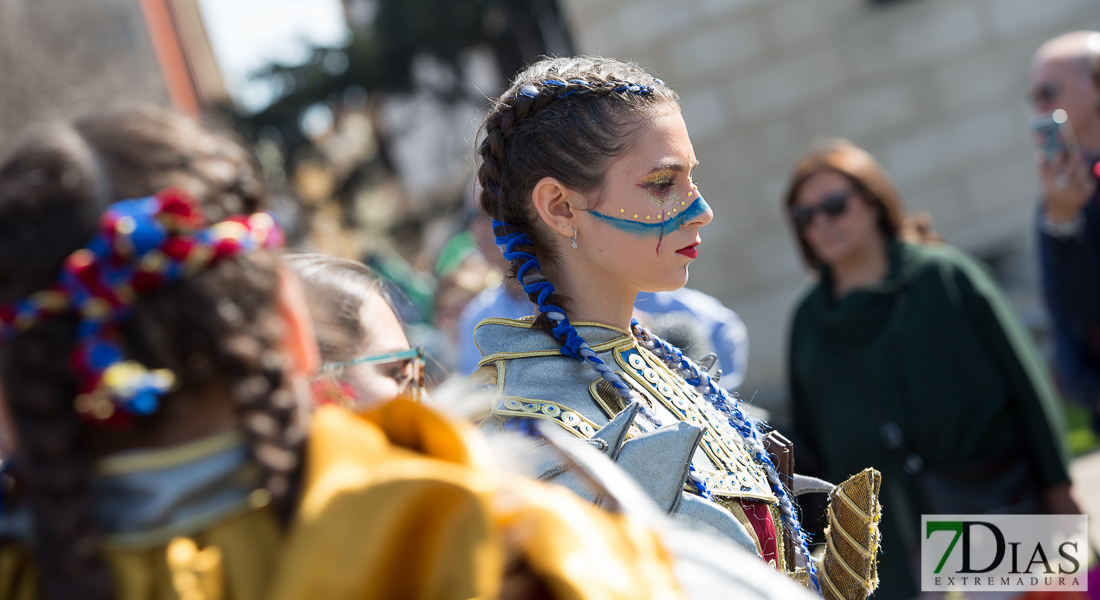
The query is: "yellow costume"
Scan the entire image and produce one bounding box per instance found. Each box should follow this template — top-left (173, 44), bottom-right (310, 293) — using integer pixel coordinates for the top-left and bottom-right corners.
top-left (0, 401), bottom-right (684, 600)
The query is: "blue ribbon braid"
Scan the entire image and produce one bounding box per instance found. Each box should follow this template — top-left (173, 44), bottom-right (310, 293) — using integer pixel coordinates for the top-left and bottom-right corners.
top-left (516, 78), bottom-right (658, 100)
top-left (632, 318), bottom-right (822, 594)
top-left (492, 220), bottom-right (646, 406)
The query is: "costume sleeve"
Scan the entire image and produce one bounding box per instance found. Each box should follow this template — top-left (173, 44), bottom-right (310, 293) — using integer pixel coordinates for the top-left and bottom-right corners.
top-left (1038, 199), bottom-right (1100, 409)
top-left (952, 253), bottom-right (1071, 489)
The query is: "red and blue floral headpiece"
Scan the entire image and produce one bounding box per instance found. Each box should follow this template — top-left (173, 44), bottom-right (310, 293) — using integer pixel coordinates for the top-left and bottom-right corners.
top-left (0, 187), bottom-right (283, 427)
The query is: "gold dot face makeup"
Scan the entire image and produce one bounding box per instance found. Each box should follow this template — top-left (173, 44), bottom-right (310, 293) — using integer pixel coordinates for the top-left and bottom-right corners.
top-left (588, 155), bottom-right (704, 254)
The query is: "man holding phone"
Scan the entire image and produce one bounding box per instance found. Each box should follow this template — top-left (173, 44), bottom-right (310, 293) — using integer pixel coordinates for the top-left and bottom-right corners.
top-left (1030, 31), bottom-right (1100, 430)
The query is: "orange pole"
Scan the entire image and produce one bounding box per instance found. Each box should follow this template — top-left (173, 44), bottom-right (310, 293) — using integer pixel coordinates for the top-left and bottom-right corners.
top-left (137, 0), bottom-right (200, 115)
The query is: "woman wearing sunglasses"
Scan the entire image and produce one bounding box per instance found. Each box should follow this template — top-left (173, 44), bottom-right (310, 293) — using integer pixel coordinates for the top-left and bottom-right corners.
top-left (783, 139), bottom-right (1082, 600)
top-left (285, 254), bottom-right (426, 409)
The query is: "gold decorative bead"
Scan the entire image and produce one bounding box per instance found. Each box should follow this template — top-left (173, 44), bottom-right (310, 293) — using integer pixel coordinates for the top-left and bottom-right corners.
top-left (141, 251), bottom-right (166, 272)
top-left (249, 488), bottom-right (272, 508)
top-left (92, 398), bottom-right (116, 419)
top-left (619, 208), bottom-right (625, 213)
top-left (168, 537), bottom-right (198, 565)
top-left (81, 297), bottom-right (113, 321)
top-left (211, 221), bottom-right (248, 242)
top-left (633, 214), bottom-right (638, 218)
top-left (115, 216), bottom-right (137, 235)
top-left (248, 212), bottom-right (274, 230)
top-left (31, 290), bottom-right (70, 311)
top-left (645, 215), bottom-right (651, 220)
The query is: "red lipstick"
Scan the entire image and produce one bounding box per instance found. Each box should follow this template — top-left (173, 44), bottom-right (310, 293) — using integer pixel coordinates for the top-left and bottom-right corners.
top-left (676, 243), bottom-right (699, 259)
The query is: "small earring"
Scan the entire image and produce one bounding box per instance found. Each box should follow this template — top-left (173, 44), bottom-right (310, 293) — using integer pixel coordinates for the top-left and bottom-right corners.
top-left (570, 228), bottom-right (578, 249)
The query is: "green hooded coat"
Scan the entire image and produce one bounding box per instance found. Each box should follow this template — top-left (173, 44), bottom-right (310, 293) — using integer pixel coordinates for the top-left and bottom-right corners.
top-left (788, 240), bottom-right (1070, 600)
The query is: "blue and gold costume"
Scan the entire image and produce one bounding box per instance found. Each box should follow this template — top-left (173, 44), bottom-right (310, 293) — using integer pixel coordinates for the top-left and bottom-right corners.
top-left (472, 69), bottom-right (881, 600)
top-left (472, 317), bottom-right (883, 600)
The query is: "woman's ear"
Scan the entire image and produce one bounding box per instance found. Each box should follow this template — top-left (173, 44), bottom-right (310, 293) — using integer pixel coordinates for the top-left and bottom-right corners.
top-left (530, 176), bottom-right (581, 238)
top-left (275, 265), bottom-right (321, 378)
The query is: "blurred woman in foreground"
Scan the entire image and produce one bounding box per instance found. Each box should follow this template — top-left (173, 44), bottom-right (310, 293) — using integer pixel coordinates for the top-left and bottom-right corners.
top-left (0, 107), bottom-right (695, 600)
top-left (285, 253), bottom-right (425, 410)
top-left (784, 139), bottom-right (1081, 600)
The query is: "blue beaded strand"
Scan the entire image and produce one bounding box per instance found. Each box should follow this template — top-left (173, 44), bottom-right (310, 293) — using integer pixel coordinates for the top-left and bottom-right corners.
top-left (633, 319), bottom-right (822, 594)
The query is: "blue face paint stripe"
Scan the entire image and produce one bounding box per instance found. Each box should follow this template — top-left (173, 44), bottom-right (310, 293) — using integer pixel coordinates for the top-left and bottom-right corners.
top-left (589, 196), bottom-right (710, 237)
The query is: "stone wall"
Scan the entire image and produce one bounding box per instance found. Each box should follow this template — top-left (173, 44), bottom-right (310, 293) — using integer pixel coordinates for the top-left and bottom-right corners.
top-left (557, 0), bottom-right (1100, 416)
top-left (0, 0), bottom-right (169, 149)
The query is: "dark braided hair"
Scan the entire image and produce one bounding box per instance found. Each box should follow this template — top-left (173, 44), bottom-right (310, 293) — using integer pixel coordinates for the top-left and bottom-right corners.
top-left (0, 107), bottom-right (302, 600)
top-left (476, 56), bottom-right (678, 331)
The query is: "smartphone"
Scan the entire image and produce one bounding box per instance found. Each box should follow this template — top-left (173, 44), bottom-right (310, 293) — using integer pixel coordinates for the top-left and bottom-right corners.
top-left (1031, 109), bottom-right (1077, 163)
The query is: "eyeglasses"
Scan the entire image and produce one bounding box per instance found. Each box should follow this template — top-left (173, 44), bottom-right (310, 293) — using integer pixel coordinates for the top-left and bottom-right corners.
top-left (324, 346), bottom-right (426, 402)
top-left (790, 191), bottom-right (852, 229)
top-left (1030, 83), bottom-right (1059, 106)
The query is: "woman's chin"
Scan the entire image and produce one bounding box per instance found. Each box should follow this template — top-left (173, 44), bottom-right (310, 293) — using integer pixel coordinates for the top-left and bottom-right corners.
top-left (642, 269), bottom-right (690, 293)
top-left (813, 244), bottom-right (853, 267)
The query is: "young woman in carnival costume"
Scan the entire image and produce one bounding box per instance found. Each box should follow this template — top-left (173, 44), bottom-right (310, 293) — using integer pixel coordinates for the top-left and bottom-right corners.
top-left (0, 107), bottom-right (759, 600)
top-left (470, 56), bottom-right (882, 600)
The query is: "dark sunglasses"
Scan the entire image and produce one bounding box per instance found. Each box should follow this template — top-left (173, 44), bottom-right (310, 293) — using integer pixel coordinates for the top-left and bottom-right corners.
top-left (790, 192), bottom-right (851, 229)
top-left (1030, 83), bottom-right (1058, 106)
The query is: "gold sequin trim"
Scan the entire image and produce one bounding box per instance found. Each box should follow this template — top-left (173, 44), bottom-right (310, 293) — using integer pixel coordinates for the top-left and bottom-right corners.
top-left (492, 397), bottom-right (601, 438)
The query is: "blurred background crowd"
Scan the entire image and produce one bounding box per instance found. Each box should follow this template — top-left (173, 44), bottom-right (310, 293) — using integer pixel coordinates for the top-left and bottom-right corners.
top-left (2, 0), bottom-right (1099, 559)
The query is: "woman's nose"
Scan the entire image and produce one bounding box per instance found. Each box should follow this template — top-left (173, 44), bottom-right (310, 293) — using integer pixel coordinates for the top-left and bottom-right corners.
top-left (687, 196), bottom-right (714, 228)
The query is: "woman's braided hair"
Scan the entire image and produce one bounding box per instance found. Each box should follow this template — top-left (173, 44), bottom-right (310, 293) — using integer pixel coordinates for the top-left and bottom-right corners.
top-left (476, 55), bottom-right (677, 401)
top-left (0, 107), bottom-right (302, 600)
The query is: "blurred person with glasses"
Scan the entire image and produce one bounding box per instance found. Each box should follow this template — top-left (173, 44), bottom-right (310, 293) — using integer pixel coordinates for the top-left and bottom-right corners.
top-left (285, 254), bottom-right (426, 409)
top-left (1030, 31), bottom-right (1100, 434)
top-left (783, 140), bottom-right (1083, 600)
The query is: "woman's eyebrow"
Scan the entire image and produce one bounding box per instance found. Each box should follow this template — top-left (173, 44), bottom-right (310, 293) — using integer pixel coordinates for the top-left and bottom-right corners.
top-left (648, 162), bottom-right (686, 173)
top-left (647, 159), bottom-right (700, 173)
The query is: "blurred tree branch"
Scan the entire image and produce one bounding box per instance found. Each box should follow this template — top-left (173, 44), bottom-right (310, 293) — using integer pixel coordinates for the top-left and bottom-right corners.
top-left (234, 0), bottom-right (572, 165)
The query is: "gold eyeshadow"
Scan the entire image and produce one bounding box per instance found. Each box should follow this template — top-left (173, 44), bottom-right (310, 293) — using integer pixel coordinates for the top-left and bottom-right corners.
top-left (623, 169), bottom-right (698, 221)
